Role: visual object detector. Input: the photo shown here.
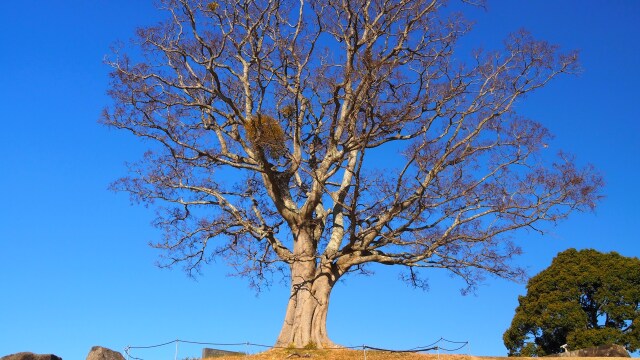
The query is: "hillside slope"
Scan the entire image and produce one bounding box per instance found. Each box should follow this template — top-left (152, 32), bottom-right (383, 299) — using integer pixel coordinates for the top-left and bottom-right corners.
top-left (209, 349), bottom-right (631, 360)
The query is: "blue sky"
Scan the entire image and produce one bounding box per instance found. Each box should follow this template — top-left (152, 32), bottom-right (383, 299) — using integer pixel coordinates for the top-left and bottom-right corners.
top-left (1, 1), bottom-right (639, 359)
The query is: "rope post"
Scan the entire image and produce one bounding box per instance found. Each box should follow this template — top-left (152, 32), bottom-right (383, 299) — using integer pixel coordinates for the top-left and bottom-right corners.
top-left (245, 341), bottom-right (250, 357)
top-left (363, 345), bottom-right (367, 360)
top-left (174, 340), bottom-right (179, 360)
top-left (437, 346), bottom-right (440, 360)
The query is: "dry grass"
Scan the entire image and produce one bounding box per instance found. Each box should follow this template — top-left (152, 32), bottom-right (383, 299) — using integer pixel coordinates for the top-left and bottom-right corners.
top-left (205, 349), bottom-right (631, 360)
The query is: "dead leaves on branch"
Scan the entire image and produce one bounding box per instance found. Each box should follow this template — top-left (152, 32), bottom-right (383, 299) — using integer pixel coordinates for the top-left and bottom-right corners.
top-left (245, 113), bottom-right (288, 161)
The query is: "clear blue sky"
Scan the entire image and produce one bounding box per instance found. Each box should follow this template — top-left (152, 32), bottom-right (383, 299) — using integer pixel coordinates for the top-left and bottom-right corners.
top-left (1, 1), bottom-right (638, 359)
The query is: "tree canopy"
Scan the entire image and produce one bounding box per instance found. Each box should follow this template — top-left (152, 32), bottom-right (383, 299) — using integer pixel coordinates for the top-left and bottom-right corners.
top-left (503, 249), bottom-right (640, 356)
top-left (103, 0), bottom-right (603, 347)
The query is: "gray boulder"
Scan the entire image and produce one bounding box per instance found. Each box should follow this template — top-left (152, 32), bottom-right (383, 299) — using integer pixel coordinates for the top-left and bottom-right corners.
top-left (85, 347), bottom-right (125, 360)
top-left (202, 348), bottom-right (245, 358)
top-left (0, 353), bottom-right (62, 360)
top-left (550, 344), bottom-right (631, 357)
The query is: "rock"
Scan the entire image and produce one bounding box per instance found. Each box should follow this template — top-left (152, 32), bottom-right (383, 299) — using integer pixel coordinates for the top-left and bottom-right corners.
top-left (549, 344), bottom-right (630, 357)
top-left (85, 347), bottom-right (125, 360)
top-left (202, 348), bottom-right (245, 358)
top-left (0, 353), bottom-right (62, 360)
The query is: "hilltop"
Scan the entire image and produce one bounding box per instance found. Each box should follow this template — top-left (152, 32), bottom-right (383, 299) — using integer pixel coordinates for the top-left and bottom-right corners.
top-left (209, 348), bottom-right (631, 360)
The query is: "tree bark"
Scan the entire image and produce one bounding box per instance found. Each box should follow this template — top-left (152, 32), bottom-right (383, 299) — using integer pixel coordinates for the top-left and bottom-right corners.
top-left (275, 258), bottom-right (338, 348)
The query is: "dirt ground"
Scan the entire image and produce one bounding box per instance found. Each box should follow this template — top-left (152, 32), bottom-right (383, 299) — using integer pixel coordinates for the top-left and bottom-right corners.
top-left (207, 348), bottom-right (631, 360)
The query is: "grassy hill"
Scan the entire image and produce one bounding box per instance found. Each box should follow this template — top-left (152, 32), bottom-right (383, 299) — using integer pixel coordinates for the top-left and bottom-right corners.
top-left (207, 348), bottom-right (631, 360)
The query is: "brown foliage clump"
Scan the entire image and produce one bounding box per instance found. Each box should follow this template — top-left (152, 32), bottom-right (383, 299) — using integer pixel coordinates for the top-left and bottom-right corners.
top-left (245, 114), bottom-right (288, 160)
top-left (279, 105), bottom-right (296, 120)
top-left (206, 2), bottom-right (219, 12)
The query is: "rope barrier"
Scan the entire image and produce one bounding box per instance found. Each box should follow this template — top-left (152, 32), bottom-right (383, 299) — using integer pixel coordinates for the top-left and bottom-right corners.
top-left (124, 337), bottom-right (469, 360)
top-left (362, 345), bottom-right (438, 353)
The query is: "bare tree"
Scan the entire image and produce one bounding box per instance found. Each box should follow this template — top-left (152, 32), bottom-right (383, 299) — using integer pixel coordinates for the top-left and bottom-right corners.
top-left (103, 0), bottom-right (603, 348)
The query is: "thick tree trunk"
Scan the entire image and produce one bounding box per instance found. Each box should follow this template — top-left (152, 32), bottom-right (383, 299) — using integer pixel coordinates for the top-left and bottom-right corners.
top-left (274, 261), bottom-right (338, 348)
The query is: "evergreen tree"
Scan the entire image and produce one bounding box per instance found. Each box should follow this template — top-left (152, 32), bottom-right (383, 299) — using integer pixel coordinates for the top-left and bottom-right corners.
top-left (504, 249), bottom-right (640, 356)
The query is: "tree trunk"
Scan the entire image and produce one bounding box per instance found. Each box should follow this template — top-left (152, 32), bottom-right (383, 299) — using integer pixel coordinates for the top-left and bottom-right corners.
top-left (274, 261), bottom-right (338, 348)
